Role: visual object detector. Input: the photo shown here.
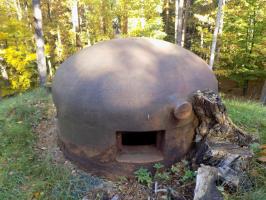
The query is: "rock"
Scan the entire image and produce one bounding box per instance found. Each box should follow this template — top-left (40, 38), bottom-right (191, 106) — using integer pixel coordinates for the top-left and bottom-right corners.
top-left (193, 165), bottom-right (223, 200)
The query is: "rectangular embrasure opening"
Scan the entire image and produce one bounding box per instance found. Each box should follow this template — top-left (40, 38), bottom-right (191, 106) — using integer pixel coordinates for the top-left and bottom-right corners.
top-left (121, 131), bottom-right (157, 146)
top-left (116, 130), bottom-right (165, 163)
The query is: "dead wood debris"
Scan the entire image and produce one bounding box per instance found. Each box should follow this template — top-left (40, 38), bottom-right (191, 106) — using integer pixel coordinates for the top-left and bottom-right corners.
top-left (190, 90), bottom-right (255, 200)
top-left (193, 165), bottom-right (223, 200)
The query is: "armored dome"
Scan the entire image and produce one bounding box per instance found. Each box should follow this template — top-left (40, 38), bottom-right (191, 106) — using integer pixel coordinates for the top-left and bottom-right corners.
top-left (52, 37), bottom-right (218, 176)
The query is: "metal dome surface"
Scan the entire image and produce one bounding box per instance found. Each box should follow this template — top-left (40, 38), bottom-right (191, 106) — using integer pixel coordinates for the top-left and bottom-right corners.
top-left (52, 37), bottom-right (218, 176)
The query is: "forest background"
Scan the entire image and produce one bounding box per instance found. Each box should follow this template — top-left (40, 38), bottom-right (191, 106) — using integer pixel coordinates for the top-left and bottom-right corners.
top-left (0, 0), bottom-right (265, 101)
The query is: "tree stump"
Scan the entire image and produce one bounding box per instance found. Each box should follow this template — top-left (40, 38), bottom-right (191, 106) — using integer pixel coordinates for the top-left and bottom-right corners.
top-left (190, 90), bottom-right (255, 196)
top-left (191, 89), bottom-right (253, 146)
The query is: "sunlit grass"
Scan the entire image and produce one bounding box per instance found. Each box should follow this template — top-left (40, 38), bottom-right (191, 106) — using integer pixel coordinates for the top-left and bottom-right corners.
top-left (225, 98), bottom-right (266, 143)
top-left (0, 89), bottom-right (101, 200)
top-left (224, 98), bottom-right (266, 200)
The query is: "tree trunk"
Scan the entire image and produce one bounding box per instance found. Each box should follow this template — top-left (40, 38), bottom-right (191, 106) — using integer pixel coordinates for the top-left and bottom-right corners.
top-left (175, 0), bottom-right (184, 46)
top-left (47, 0), bottom-right (52, 21)
top-left (56, 26), bottom-right (63, 59)
top-left (165, 0), bottom-right (170, 34)
top-left (71, 0), bottom-right (82, 49)
top-left (200, 27), bottom-right (204, 48)
top-left (13, 0), bottom-right (22, 20)
top-left (47, 58), bottom-right (53, 77)
top-left (121, 16), bottom-right (128, 34)
top-left (209, 0), bottom-right (224, 70)
top-left (24, 1), bottom-right (32, 28)
top-left (260, 80), bottom-right (266, 105)
top-left (33, 0), bottom-right (47, 86)
top-left (181, 0), bottom-right (191, 47)
top-left (215, 0), bottom-right (225, 64)
top-left (249, 10), bottom-right (256, 55)
top-left (0, 57), bottom-right (8, 81)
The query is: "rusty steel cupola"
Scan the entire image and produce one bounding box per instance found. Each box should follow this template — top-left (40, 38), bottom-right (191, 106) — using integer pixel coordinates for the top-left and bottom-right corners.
top-left (52, 37), bottom-right (218, 177)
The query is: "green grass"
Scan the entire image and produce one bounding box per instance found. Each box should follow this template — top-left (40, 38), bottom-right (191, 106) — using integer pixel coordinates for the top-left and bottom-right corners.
top-left (0, 88), bottom-right (102, 200)
top-left (0, 89), bottom-right (265, 199)
top-left (225, 98), bottom-right (266, 143)
top-left (224, 98), bottom-right (266, 200)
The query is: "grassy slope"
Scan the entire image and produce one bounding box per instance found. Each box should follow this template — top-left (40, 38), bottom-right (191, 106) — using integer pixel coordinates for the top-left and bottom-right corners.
top-left (0, 89), bottom-right (265, 199)
top-left (0, 89), bottom-right (102, 200)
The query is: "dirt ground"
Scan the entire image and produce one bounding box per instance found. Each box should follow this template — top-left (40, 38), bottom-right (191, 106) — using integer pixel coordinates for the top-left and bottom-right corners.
top-left (34, 106), bottom-right (73, 168)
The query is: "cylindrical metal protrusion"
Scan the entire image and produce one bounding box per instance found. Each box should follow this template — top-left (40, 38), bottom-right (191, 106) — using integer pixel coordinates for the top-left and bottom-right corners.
top-left (174, 101), bottom-right (193, 120)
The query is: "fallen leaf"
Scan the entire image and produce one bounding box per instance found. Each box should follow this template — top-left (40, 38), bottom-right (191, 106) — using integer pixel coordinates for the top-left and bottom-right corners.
top-left (259, 149), bottom-right (266, 156)
top-left (33, 191), bottom-right (40, 199)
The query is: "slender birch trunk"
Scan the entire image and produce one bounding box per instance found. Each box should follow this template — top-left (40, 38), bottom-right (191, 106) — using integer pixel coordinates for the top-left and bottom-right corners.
top-left (71, 0), bottom-right (82, 48)
top-left (13, 0), bottom-right (22, 20)
top-left (209, 0), bottom-right (224, 70)
top-left (33, 0), bottom-right (47, 86)
top-left (175, 0), bottom-right (184, 46)
top-left (165, 0), bottom-right (170, 33)
top-left (0, 57), bottom-right (8, 81)
top-left (0, 66), bottom-right (8, 80)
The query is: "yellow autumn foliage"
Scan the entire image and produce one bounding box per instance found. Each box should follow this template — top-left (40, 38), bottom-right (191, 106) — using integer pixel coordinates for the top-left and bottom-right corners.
top-left (0, 46), bottom-right (37, 92)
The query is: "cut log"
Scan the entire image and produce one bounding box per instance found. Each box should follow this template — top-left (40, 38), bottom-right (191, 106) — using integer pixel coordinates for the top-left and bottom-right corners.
top-left (194, 165), bottom-right (223, 200)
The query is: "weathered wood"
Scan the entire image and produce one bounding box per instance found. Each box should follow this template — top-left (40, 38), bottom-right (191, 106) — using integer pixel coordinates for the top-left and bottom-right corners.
top-left (194, 165), bottom-right (223, 200)
top-left (191, 90), bottom-right (253, 146)
top-left (190, 90), bottom-right (254, 191)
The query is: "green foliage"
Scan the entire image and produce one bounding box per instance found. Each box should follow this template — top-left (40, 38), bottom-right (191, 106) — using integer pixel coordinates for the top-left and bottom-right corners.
top-left (217, 0), bottom-right (266, 81)
top-left (170, 164), bottom-right (181, 174)
top-left (153, 162), bottom-right (164, 170)
top-left (181, 169), bottom-right (196, 183)
top-left (154, 171), bottom-right (171, 182)
top-left (249, 143), bottom-right (260, 154)
top-left (153, 163), bottom-right (170, 182)
top-left (134, 167), bottom-right (152, 187)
